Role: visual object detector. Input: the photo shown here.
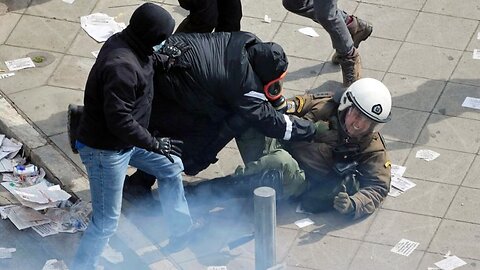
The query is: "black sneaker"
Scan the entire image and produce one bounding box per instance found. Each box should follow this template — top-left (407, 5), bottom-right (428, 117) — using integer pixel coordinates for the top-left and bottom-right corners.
top-left (67, 104), bottom-right (84, 154)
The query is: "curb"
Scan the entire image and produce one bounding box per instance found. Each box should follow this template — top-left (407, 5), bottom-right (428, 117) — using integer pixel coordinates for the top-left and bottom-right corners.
top-left (0, 94), bottom-right (90, 202)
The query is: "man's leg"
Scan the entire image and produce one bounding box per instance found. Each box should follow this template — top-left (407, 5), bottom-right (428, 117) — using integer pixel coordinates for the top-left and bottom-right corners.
top-left (282, 0), bottom-right (368, 86)
top-left (176, 0), bottom-right (218, 33)
top-left (70, 146), bottom-right (131, 270)
top-left (216, 0), bottom-right (242, 32)
top-left (129, 148), bottom-right (192, 238)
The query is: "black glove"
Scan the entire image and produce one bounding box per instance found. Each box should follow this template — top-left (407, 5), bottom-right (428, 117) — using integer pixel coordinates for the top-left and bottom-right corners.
top-left (153, 137), bottom-right (184, 163)
top-left (159, 40), bottom-right (192, 70)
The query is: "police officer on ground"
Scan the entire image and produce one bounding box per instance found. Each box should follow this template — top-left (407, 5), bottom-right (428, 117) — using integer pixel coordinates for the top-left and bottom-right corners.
top-left (187, 78), bottom-right (392, 219)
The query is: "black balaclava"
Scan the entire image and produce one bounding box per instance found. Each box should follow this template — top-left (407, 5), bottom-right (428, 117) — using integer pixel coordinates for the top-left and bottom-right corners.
top-left (247, 42), bottom-right (288, 84)
top-left (125, 3), bottom-right (175, 51)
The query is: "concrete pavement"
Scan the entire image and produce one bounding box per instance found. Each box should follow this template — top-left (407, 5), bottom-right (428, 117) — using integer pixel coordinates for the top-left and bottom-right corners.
top-left (0, 0), bottom-right (479, 269)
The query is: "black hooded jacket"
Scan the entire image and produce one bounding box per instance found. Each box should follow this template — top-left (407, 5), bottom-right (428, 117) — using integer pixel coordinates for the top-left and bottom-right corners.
top-left (154, 31), bottom-right (315, 141)
top-left (77, 3), bottom-right (175, 150)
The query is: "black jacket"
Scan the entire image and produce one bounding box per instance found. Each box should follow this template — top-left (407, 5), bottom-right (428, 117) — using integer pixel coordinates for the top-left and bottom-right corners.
top-left (154, 31), bottom-right (315, 141)
top-left (77, 32), bottom-right (158, 151)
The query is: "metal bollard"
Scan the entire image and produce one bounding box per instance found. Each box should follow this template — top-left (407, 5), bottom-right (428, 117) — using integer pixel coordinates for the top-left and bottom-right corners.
top-left (254, 186), bottom-right (276, 270)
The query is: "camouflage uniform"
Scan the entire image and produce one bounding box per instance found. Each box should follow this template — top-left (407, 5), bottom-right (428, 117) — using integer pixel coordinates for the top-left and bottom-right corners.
top-left (235, 93), bottom-right (391, 219)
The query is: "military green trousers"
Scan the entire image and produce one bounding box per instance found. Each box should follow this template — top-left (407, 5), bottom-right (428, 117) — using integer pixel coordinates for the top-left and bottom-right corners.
top-left (234, 129), bottom-right (359, 213)
top-left (234, 129), bottom-right (307, 200)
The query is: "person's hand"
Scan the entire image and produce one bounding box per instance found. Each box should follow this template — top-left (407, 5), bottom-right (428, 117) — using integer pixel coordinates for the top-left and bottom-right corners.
top-left (160, 40), bottom-right (192, 70)
top-left (333, 185), bottom-right (354, 214)
top-left (153, 137), bottom-right (183, 163)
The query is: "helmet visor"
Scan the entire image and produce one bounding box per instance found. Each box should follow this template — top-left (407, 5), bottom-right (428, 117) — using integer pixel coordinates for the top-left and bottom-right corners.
top-left (263, 71), bottom-right (286, 101)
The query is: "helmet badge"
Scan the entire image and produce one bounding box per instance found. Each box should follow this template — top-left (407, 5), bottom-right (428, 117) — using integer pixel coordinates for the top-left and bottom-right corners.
top-left (371, 104), bottom-right (382, 115)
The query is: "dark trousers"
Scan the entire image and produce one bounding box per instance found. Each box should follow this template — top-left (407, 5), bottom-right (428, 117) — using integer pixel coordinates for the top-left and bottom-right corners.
top-left (176, 0), bottom-right (242, 33)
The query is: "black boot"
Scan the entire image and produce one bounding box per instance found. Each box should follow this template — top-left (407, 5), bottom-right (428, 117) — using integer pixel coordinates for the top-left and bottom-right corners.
top-left (67, 104), bottom-right (84, 154)
top-left (123, 171), bottom-right (156, 204)
top-left (185, 169), bottom-right (284, 201)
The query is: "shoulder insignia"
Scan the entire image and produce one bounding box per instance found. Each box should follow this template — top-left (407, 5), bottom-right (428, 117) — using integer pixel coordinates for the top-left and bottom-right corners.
top-left (384, 160), bottom-right (391, 168)
top-left (296, 96), bottom-right (305, 114)
top-left (312, 91), bottom-right (334, 99)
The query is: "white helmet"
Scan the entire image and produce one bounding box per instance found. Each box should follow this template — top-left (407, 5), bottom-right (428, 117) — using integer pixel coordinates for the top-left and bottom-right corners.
top-left (338, 78), bottom-right (392, 123)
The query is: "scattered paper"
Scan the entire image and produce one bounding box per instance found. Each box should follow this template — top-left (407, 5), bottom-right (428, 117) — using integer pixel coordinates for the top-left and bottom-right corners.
top-left (32, 223), bottom-right (59, 237)
top-left (295, 203), bottom-right (312, 214)
top-left (0, 72), bottom-right (15, 80)
top-left (207, 267), bottom-right (227, 270)
top-left (462, 97), bottom-right (480, 110)
top-left (4, 57), bottom-right (35, 71)
top-left (298, 27), bottom-right (319, 37)
top-left (0, 137), bottom-right (23, 160)
top-left (263, 15), bottom-right (272, 23)
top-left (91, 50), bottom-right (100, 58)
top-left (434, 255), bottom-right (467, 270)
top-left (427, 268), bottom-right (441, 270)
top-left (0, 205), bottom-right (16, 219)
top-left (473, 49), bottom-right (480, 60)
top-left (388, 187), bottom-right (403, 197)
top-left (0, 158), bottom-right (14, 172)
top-left (0, 247), bottom-right (16, 259)
top-left (391, 175), bottom-right (416, 192)
top-left (62, 0), bottom-right (75, 3)
top-left (14, 182), bottom-right (71, 204)
top-left (416, 149), bottom-right (440, 161)
top-left (102, 244), bottom-right (124, 264)
top-left (81, 13), bottom-right (126, 42)
top-left (7, 205), bottom-right (51, 230)
top-left (391, 164), bottom-right (406, 177)
top-left (1, 181), bottom-right (58, 210)
top-left (390, 239), bottom-right (419, 256)
top-left (42, 259), bottom-right (68, 270)
top-left (294, 218), bottom-right (314, 228)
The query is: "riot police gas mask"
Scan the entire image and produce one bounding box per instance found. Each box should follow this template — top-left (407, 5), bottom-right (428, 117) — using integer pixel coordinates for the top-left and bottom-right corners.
top-left (264, 71), bottom-right (287, 112)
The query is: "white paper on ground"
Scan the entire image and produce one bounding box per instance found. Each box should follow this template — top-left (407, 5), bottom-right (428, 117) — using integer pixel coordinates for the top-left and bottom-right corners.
top-left (416, 149), bottom-right (440, 161)
top-left (207, 266), bottom-right (227, 270)
top-left (62, 0), bottom-right (75, 3)
top-left (1, 182), bottom-right (58, 210)
top-left (0, 247), bottom-right (16, 259)
top-left (32, 223), bottom-right (59, 237)
top-left (0, 137), bottom-right (23, 160)
top-left (0, 158), bottom-right (14, 172)
top-left (388, 186), bottom-right (403, 197)
top-left (5, 57), bottom-right (35, 71)
top-left (81, 13), bottom-right (126, 42)
top-left (295, 203), bottom-right (313, 214)
top-left (390, 238), bottom-right (419, 256)
top-left (7, 205), bottom-right (51, 230)
top-left (434, 255), bottom-right (467, 270)
top-left (101, 244), bottom-right (124, 264)
top-left (42, 259), bottom-right (69, 270)
top-left (298, 27), bottom-right (319, 37)
top-left (294, 218), bottom-right (314, 228)
top-left (263, 15), bottom-right (272, 23)
top-left (462, 97), bottom-right (480, 110)
top-left (473, 49), bottom-right (480, 60)
top-left (0, 72), bottom-right (15, 80)
top-left (391, 175), bottom-right (416, 192)
top-left (14, 183), bottom-right (71, 204)
top-left (391, 164), bottom-right (407, 177)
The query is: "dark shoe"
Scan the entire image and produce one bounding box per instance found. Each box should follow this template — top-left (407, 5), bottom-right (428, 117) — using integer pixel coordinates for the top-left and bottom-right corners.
top-left (161, 218), bottom-right (206, 254)
top-left (67, 104), bottom-right (84, 154)
top-left (338, 49), bottom-right (361, 87)
top-left (332, 16), bottom-right (373, 64)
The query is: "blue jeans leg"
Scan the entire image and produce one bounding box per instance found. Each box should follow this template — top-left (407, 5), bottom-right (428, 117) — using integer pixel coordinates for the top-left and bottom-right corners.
top-left (70, 146), bottom-right (132, 270)
top-left (129, 147), bottom-right (192, 237)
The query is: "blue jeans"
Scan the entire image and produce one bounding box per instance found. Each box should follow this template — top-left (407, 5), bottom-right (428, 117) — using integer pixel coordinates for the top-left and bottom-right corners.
top-left (282, 0), bottom-right (353, 55)
top-left (70, 144), bottom-right (192, 270)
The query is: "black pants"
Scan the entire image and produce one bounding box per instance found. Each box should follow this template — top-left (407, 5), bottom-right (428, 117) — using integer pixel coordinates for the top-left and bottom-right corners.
top-left (176, 0), bottom-right (243, 33)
